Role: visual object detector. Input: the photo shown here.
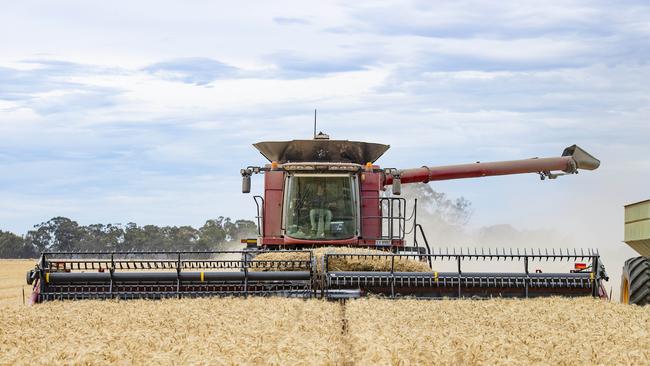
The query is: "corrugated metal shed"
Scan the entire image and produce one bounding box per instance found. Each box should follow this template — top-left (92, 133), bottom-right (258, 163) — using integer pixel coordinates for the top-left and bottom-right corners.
top-left (624, 199), bottom-right (650, 256)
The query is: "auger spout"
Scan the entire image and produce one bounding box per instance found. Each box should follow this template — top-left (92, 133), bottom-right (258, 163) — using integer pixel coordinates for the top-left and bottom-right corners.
top-left (384, 144), bottom-right (599, 185)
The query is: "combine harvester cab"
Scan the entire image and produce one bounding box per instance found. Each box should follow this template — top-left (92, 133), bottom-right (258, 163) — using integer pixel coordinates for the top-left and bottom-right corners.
top-left (27, 131), bottom-right (609, 302)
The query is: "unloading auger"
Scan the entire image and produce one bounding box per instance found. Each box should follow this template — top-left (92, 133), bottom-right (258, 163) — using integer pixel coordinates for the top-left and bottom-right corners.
top-left (26, 132), bottom-right (609, 302)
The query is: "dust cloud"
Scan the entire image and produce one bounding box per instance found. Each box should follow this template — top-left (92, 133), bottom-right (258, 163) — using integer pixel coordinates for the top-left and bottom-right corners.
top-left (392, 184), bottom-right (636, 301)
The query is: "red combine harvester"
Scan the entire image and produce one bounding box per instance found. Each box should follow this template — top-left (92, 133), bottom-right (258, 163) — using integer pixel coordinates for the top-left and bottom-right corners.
top-left (27, 132), bottom-right (609, 301)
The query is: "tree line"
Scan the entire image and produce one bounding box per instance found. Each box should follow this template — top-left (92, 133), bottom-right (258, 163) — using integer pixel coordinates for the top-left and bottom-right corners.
top-left (0, 216), bottom-right (257, 258)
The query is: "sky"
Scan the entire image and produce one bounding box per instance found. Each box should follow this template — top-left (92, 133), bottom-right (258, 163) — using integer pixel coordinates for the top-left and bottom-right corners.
top-left (1, 1), bottom-right (649, 290)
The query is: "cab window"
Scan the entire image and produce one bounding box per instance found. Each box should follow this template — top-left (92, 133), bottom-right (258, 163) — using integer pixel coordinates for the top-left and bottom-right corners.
top-left (285, 175), bottom-right (356, 240)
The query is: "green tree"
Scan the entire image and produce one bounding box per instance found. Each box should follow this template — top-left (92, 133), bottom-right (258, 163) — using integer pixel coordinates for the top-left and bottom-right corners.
top-left (80, 223), bottom-right (125, 251)
top-left (0, 231), bottom-right (36, 258)
top-left (163, 225), bottom-right (199, 250)
top-left (197, 218), bottom-right (227, 250)
top-left (14, 215), bottom-right (258, 254)
top-left (140, 225), bottom-right (165, 251)
top-left (227, 219), bottom-right (257, 241)
top-left (122, 223), bottom-right (147, 251)
top-left (396, 183), bottom-right (472, 226)
top-left (27, 217), bottom-right (84, 252)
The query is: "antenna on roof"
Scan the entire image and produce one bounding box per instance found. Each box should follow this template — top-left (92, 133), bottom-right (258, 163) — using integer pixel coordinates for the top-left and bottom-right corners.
top-left (313, 109), bottom-right (317, 138)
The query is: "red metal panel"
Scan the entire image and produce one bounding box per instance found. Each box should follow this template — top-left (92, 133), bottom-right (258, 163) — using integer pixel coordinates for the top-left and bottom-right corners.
top-left (262, 238), bottom-right (403, 248)
top-left (385, 156), bottom-right (574, 185)
top-left (359, 239), bottom-right (404, 247)
top-left (360, 172), bottom-right (382, 240)
top-left (263, 171), bottom-right (285, 238)
top-left (282, 237), bottom-right (359, 246)
top-left (259, 237), bottom-right (284, 245)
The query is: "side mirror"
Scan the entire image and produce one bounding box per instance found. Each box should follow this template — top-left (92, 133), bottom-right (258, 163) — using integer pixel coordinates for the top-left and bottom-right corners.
top-left (241, 170), bottom-right (251, 193)
top-left (242, 175), bottom-right (251, 194)
top-left (392, 176), bottom-right (401, 195)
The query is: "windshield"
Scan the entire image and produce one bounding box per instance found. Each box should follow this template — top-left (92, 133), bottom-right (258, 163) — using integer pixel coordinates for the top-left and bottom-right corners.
top-left (285, 175), bottom-right (357, 240)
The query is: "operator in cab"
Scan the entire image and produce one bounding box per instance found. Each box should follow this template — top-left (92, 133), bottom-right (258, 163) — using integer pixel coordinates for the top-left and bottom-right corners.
top-left (309, 182), bottom-right (333, 237)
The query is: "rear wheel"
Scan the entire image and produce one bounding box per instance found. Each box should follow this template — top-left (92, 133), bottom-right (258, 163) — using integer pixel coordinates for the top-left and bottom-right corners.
top-left (620, 256), bottom-right (650, 305)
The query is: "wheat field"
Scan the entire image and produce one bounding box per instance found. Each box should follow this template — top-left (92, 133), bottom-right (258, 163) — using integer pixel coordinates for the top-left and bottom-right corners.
top-left (0, 260), bottom-right (34, 306)
top-left (1, 259), bottom-right (649, 365)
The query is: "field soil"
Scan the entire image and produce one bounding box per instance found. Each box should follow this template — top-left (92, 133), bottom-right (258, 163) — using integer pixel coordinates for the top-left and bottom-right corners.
top-left (1, 259), bottom-right (649, 365)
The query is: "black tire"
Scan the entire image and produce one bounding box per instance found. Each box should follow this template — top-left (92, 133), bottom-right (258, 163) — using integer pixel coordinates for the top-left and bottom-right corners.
top-left (620, 256), bottom-right (650, 306)
top-left (26, 270), bottom-right (35, 285)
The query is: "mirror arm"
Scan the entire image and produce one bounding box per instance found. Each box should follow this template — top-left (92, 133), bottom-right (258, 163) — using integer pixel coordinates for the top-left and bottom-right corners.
top-left (241, 166), bottom-right (265, 194)
top-left (384, 168), bottom-right (401, 195)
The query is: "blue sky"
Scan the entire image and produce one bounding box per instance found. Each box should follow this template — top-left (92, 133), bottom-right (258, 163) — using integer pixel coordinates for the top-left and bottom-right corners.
top-left (1, 0), bottom-right (648, 272)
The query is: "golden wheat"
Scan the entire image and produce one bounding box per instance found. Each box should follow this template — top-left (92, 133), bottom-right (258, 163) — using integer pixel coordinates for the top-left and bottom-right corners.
top-left (2, 260), bottom-right (649, 365)
top-left (345, 297), bottom-right (650, 365)
top-left (0, 260), bottom-right (34, 306)
top-left (252, 246), bottom-right (432, 273)
top-left (0, 297), bottom-right (347, 366)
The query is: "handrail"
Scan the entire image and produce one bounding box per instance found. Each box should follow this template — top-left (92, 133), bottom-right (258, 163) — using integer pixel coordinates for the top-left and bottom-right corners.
top-left (253, 195), bottom-right (264, 236)
top-left (414, 223), bottom-right (432, 267)
top-left (360, 196), bottom-right (408, 241)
